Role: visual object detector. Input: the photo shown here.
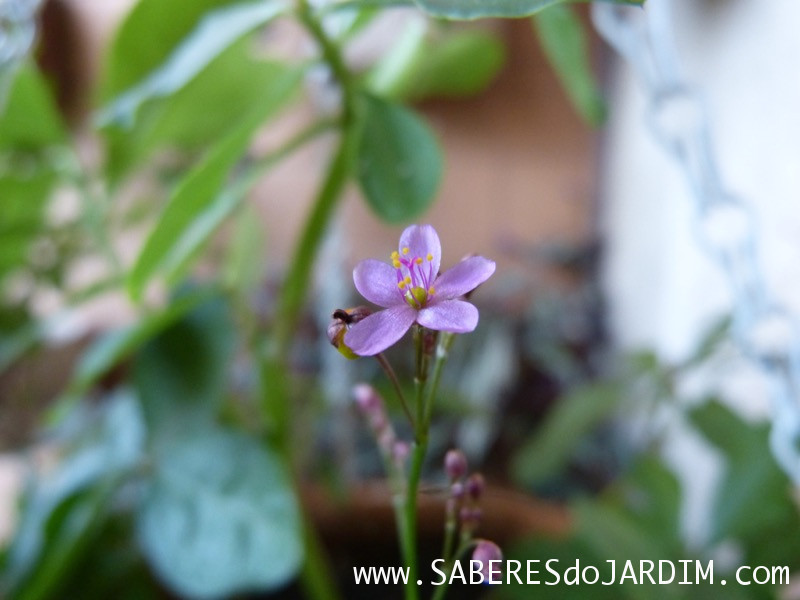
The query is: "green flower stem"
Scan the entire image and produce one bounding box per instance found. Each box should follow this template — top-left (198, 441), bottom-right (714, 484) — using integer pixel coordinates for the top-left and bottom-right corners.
top-left (257, 4), bottom-right (358, 600)
top-left (423, 333), bottom-right (454, 431)
top-left (441, 497), bottom-right (457, 568)
top-left (401, 439), bottom-right (426, 600)
top-left (299, 519), bottom-right (342, 600)
top-left (399, 330), bottom-right (455, 600)
top-left (265, 0), bottom-right (358, 457)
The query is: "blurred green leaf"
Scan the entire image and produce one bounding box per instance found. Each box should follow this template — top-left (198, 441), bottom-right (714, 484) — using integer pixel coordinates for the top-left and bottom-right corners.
top-left (690, 401), bottom-right (797, 544)
top-left (573, 500), bottom-right (675, 600)
top-left (0, 172), bottom-right (54, 233)
top-left (412, 0), bottom-right (643, 20)
top-left (406, 30), bottom-right (505, 100)
top-left (357, 94), bottom-right (443, 223)
top-left (64, 289), bottom-right (213, 403)
top-left (605, 457), bottom-right (682, 552)
top-left (101, 0), bottom-right (255, 99)
top-left (512, 382), bottom-right (622, 485)
top-left (0, 63), bottom-right (65, 151)
top-left (367, 25), bottom-right (505, 101)
top-left (99, 0), bottom-right (287, 127)
top-left (136, 426), bottom-right (302, 598)
top-left (533, 5), bottom-right (606, 125)
top-left (104, 39), bottom-right (301, 176)
top-left (679, 315), bottom-right (731, 369)
top-left (125, 96), bottom-right (278, 300)
top-left (364, 19), bottom-right (427, 99)
top-left (134, 293), bottom-right (235, 429)
top-left (3, 392), bottom-right (144, 599)
top-left (223, 204), bottom-right (266, 295)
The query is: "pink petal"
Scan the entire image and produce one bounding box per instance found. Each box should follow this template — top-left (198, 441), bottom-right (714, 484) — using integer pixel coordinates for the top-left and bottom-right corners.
top-left (398, 224), bottom-right (441, 276)
top-left (344, 305), bottom-right (417, 356)
top-left (417, 299), bottom-right (478, 333)
top-left (433, 256), bottom-right (495, 299)
top-left (353, 259), bottom-right (403, 308)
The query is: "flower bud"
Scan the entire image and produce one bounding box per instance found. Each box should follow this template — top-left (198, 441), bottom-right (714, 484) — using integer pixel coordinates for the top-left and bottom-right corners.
top-left (444, 449), bottom-right (468, 481)
top-left (328, 307), bottom-right (371, 359)
top-left (466, 473), bottom-right (485, 501)
top-left (450, 481), bottom-right (465, 499)
top-left (353, 383), bottom-right (380, 414)
top-left (472, 540), bottom-right (503, 581)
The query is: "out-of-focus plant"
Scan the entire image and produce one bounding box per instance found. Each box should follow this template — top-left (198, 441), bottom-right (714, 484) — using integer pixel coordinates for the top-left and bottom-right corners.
top-left (1, 0), bottom-right (642, 598)
top-left (503, 318), bottom-right (800, 599)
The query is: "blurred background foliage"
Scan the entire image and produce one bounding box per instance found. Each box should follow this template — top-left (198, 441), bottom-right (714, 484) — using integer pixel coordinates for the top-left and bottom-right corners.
top-left (1, 0), bottom-right (797, 598)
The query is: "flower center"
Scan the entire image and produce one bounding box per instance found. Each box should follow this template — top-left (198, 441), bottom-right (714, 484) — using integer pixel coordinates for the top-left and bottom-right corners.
top-left (391, 247), bottom-right (436, 309)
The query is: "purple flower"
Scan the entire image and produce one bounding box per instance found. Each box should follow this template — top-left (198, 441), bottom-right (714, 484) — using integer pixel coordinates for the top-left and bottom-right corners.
top-left (343, 224), bottom-right (495, 356)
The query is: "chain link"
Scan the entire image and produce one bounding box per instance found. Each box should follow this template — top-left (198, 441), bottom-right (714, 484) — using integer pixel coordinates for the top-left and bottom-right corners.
top-left (592, 0), bottom-right (800, 483)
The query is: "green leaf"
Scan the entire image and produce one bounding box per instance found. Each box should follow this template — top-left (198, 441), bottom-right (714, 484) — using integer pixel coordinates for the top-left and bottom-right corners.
top-left (63, 289), bottom-right (213, 403)
top-left (366, 25), bottom-right (505, 101)
top-left (573, 500), bottom-right (676, 600)
top-left (0, 63), bottom-right (66, 151)
top-left (533, 4), bottom-right (606, 125)
top-left (134, 293), bottom-right (235, 429)
top-left (125, 96), bottom-right (279, 300)
top-left (101, 0), bottom-right (252, 99)
top-left (690, 401), bottom-right (796, 543)
top-left (364, 18), bottom-right (428, 101)
top-left (357, 94), bottom-right (443, 223)
top-left (4, 392), bottom-right (144, 598)
top-left (512, 382), bottom-right (622, 485)
top-left (99, 0), bottom-right (288, 128)
top-left (223, 204), bottom-right (266, 294)
top-left (136, 426), bottom-right (303, 598)
top-left (606, 457), bottom-right (682, 552)
top-left (411, 0), bottom-right (643, 20)
top-left (406, 30), bottom-right (506, 100)
top-left (104, 39), bottom-right (301, 176)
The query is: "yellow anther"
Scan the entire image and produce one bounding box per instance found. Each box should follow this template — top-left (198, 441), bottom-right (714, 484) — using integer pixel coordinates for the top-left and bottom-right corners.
top-left (404, 276), bottom-right (411, 284)
top-left (402, 247), bottom-right (410, 255)
top-left (392, 259), bottom-right (401, 268)
top-left (398, 280), bottom-right (407, 289)
top-left (426, 253), bottom-right (433, 261)
top-left (391, 251), bottom-right (399, 260)
top-left (428, 287), bottom-right (435, 295)
top-left (415, 257), bottom-right (423, 265)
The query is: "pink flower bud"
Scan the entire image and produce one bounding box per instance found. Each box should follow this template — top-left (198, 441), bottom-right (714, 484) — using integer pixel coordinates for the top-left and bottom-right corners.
top-left (450, 481), bottom-right (465, 499)
top-left (472, 540), bottom-right (503, 582)
top-left (353, 383), bottom-right (380, 413)
top-left (393, 441), bottom-right (410, 463)
top-left (466, 473), bottom-right (484, 500)
top-left (444, 449), bottom-right (468, 481)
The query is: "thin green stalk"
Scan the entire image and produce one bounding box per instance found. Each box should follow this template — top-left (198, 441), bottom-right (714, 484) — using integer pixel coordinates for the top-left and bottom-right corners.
top-left (237, 118), bottom-right (338, 192)
top-left (256, 4), bottom-right (358, 600)
top-left (299, 519), bottom-right (341, 600)
top-left (375, 353), bottom-right (415, 428)
top-left (401, 440), bottom-right (426, 600)
top-left (440, 500), bottom-right (457, 568)
top-left (423, 333), bottom-right (454, 431)
top-left (429, 539), bottom-right (478, 600)
top-left (400, 330), bottom-right (455, 600)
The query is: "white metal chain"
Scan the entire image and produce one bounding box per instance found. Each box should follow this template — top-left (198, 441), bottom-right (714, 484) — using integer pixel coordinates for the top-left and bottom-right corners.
top-left (592, 0), bottom-right (800, 484)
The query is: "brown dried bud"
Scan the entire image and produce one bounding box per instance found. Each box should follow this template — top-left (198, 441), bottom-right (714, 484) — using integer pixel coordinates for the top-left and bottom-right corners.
top-left (328, 306), bottom-right (371, 359)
